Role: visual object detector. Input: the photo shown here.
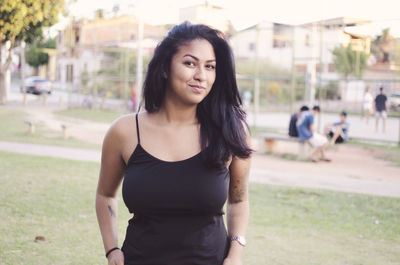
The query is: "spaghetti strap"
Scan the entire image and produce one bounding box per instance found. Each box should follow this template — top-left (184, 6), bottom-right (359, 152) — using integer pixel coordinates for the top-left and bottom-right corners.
top-left (135, 113), bottom-right (141, 144)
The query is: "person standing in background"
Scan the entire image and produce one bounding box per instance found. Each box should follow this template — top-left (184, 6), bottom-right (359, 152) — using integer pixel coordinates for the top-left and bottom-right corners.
top-left (374, 87), bottom-right (388, 133)
top-left (362, 87), bottom-right (373, 124)
top-left (242, 89), bottom-right (251, 111)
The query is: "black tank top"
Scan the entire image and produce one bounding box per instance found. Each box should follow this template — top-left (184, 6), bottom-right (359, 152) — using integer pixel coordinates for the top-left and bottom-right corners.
top-left (121, 113), bottom-right (230, 265)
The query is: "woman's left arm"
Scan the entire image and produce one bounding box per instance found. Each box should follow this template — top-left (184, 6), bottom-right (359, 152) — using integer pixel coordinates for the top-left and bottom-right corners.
top-left (223, 132), bottom-right (252, 265)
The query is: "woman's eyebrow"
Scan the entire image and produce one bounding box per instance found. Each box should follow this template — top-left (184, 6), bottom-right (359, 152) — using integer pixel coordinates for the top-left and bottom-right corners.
top-left (183, 54), bottom-right (216, 63)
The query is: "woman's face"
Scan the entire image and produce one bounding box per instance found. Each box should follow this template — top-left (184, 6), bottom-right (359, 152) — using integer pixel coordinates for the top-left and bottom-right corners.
top-left (165, 38), bottom-right (216, 105)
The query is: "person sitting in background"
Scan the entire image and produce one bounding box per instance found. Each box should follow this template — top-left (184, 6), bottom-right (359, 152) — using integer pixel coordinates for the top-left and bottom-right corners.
top-left (288, 105), bottom-right (309, 137)
top-left (296, 105), bottom-right (331, 162)
top-left (324, 111), bottom-right (349, 145)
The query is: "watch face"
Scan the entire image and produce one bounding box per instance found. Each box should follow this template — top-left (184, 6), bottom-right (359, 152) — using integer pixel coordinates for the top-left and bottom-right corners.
top-left (232, 236), bottom-right (246, 246)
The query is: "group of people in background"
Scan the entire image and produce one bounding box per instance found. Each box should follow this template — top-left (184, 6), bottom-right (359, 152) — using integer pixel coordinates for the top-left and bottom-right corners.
top-left (362, 86), bottom-right (388, 133)
top-left (289, 105), bottom-right (349, 163)
top-left (288, 86), bottom-right (389, 162)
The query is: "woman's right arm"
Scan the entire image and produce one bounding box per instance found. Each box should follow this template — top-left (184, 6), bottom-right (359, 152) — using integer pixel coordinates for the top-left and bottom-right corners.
top-left (96, 122), bottom-right (127, 265)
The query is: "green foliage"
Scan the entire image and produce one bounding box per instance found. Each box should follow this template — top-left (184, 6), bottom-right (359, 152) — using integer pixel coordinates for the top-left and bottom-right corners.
top-left (94, 8), bottom-right (104, 19)
top-left (267, 81), bottom-right (281, 95)
top-left (25, 46), bottom-right (49, 68)
top-left (394, 40), bottom-right (400, 70)
top-left (42, 37), bottom-right (56, 49)
top-left (332, 44), bottom-right (368, 78)
top-left (80, 70), bottom-right (90, 92)
top-left (92, 50), bottom-right (151, 99)
top-left (316, 81), bottom-right (340, 100)
top-left (24, 37), bottom-right (56, 68)
top-left (0, 0), bottom-right (65, 102)
top-left (372, 28), bottom-right (395, 63)
top-left (0, 0), bottom-right (65, 44)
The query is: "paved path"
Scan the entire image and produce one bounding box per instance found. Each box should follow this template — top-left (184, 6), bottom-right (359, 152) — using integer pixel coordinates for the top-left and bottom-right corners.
top-left (0, 141), bottom-right (100, 163)
top-left (1, 140), bottom-right (400, 198)
top-left (250, 163), bottom-right (400, 198)
top-left (7, 88), bottom-right (400, 144)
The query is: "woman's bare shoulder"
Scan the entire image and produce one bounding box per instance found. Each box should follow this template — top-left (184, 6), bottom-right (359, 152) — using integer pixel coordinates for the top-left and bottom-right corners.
top-left (104, 113), bottom-right (137, 145)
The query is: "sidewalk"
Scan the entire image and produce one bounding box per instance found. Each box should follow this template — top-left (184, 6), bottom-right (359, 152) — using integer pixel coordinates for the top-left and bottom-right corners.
top-left (1, 140), bottom-right (400, 198)
top-left (0, 141), bottom-right (100, 163)
top-left (7, 87), bottom-right (400, 144)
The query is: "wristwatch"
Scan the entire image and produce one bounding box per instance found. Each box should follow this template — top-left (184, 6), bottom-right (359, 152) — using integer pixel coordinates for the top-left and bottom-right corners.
top-left (231, 236), bottom-right (246, 246)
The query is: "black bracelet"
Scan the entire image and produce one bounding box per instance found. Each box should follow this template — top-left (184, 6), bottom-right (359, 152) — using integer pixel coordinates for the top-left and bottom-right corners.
top-left (105, 247), bottom-right (120, 258)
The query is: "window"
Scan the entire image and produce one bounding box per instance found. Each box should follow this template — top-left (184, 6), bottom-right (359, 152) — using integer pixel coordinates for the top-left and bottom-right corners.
top-left (66, 64), bottom-right (74, 83)
top-left (272, 23), bottom-right (291, 48)
top-left (249, 43), bottom-right (255, 51)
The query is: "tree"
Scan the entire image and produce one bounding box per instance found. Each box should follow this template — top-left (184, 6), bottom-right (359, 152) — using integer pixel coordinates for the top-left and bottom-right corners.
top-left (395, 41), bottom-right (400, 71)
top-left (24, 37), bottom-right (56, 74)
top-left (95, 9), bottom-right (104, 20)
top-left (332, 44), bottom-right (368, 78)
top-left (371, 28), bottom-right (395, 63)
top-left (332, 44), bottom-right (368, 100)
top-left (0, 0), bottom-right (65, 104)
top-left (24, 40), bottom-right (48, 75)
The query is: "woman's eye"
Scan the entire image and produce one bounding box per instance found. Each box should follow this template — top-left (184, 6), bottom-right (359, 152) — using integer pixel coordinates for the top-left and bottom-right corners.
top-left (184, 61), bottom-right (195, 67)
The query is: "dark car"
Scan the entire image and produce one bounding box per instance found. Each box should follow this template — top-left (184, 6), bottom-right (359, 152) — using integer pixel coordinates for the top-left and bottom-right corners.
top-left (21, 76), bottom-right (52, 95)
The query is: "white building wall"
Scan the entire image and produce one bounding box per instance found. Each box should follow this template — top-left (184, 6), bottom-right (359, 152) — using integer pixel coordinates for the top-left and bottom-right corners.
top-left (231, 22), bottom-right (352, 75)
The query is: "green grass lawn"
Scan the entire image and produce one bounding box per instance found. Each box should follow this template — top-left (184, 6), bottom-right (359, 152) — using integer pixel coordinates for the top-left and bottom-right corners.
top-left (54, 108), bottom-right (129, 124)
top-left (0, 107), bottom-right (100, 150)
top-left (0, 151), bottom-right (399, 265)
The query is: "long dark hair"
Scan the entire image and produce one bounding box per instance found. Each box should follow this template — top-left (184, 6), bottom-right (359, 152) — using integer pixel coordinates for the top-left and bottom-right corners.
top-left (143, 22), bottom-right (252, 168)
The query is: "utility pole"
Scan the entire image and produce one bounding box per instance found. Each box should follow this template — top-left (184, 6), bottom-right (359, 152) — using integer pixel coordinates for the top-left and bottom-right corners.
top-left (253, 23), bottom-right (261, 128)
top-left (21, 41), bottom-right (27, 106)
top-left (124, 48), bottom-right (129, 101)
top-left (308, 22), bottom-right (317, 107)
top-left (317, 20), bottom-right (324, 132)
top-left (135, 1), bottom-right (143, 112)
top-left (290, 25), bottom-right (296, 114)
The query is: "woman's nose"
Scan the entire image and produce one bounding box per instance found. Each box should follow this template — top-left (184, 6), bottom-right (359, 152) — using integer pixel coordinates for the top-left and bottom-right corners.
top-left (194, 66), bottom-right (206, 81)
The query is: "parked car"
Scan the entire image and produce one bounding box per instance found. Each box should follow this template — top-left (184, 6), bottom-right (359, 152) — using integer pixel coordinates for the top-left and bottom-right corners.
top-left (21, 76), bottom-right (52, 95)
top-left (389, 92), bottom-right (400, 111)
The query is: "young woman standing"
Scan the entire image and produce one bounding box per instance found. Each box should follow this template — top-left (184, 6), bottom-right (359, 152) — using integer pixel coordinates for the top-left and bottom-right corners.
top-left (96, 22), bottom-right (252, 265)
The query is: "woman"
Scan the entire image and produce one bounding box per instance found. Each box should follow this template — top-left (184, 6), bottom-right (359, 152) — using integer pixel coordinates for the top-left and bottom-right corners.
top-left (96, 22), bottom-right (252, 265)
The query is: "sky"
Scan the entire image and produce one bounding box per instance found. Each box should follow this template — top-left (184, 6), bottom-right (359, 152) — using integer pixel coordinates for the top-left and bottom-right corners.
top-left (57, 0), bottom-right (400, 37)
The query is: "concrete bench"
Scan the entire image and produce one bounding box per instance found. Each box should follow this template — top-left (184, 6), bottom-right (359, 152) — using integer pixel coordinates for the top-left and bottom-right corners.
top-left (260, 133), bottom-right (308, 159)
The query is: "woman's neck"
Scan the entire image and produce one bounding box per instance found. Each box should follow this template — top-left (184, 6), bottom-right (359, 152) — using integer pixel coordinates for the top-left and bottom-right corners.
top-left (156, 99), bottom-right (198, 126)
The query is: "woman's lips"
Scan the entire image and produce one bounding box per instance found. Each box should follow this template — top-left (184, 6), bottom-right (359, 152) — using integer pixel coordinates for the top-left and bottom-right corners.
top-left (189, 85), bottom-right (206, 93)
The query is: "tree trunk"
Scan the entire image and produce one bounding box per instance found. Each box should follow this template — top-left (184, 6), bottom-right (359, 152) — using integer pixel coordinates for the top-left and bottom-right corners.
top-left (0, 72), bottom-right (6, 105)
top-left (0, 41), bottom-right (14, 105)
